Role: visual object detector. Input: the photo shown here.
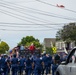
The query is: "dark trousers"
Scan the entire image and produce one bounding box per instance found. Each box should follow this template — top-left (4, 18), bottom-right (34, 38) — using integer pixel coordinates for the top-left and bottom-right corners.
top-left (52, 64), bottom-right (58, 75)
top-left (26, 67), bottom-right (32, 75)
top-left (34, 67), bottom-right (42, 75)
top-left (12, 66), bottom-right (18, 75)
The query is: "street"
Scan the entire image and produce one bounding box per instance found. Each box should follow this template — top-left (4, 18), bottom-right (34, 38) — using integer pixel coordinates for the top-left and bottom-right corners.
top-left (9, 70), bottom-right (52, 75)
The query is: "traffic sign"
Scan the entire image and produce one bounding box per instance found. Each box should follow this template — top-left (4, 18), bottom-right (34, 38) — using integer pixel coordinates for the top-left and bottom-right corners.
top-left (52, 47), bottom-right (57, 53)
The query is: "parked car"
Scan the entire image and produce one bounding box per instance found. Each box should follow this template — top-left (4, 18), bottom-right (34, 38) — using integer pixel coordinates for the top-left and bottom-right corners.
top-left (55, 48), bottom-right (76, 75)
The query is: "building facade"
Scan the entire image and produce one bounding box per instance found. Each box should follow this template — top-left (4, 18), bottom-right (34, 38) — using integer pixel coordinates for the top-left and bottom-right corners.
top-left (43, 38), bottom-right (56, 50)
top-left (43, 38), bottom-right (75, 52)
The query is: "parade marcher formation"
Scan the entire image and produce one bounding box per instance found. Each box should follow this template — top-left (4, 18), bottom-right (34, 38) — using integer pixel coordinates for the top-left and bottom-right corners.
top-left (0, 52), bottom-right (68, 75)
top-left (0, 43), bottom-right (68, 75)
top-left (0, 53), bottom-right (52, 75)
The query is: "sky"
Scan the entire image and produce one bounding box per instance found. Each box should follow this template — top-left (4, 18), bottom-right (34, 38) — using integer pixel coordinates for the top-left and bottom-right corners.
top-left (0, 0), bottom-right (76, 49)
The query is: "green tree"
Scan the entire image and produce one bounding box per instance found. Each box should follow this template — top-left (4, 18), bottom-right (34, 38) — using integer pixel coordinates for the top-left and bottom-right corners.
top-left (18, 36), bottom-right (42, 48)
top-left (46, 47), bottom-right (53, 55)
top-left (56, 23), bottom-right (76, 43)
top-left (0, 41), bottom-right (9, 54)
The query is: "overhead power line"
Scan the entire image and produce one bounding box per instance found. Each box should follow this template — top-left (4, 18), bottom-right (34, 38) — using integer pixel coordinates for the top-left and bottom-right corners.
top-left (0, 22), bottom-right (65, 29)
top-left (0, 0), bottom-right (76, 21)
top-left (0, 9), bottom-right (59, 28)
top-left (0, 9), bottom-right (61, 28)
top-left (0, 28), bottom-right (59, 31)
top-left (0, 24), bottom-right (41, 28)
top-left (0, 3), bottom-right (71, 28)
top-left (0, 23), bottom-right (63, 29)
top-left (0, 0), bottom-right (75, 30)
top-left (0, 0), bottom-right (53, 23)
top-left (11, 0), bottom-right (36, 3)
top-left (36, 0), bottom-right (76, 14)
top-left (0, 9), bottom-right (55, 29)
top-left (0, 22), bottom-right (68, 25)
top-left (0, 3), bottom-right (51, 23)
top-left (0, 3), bottom-right (75, 22)
top-left (0, 9), bottom-right (36, 23)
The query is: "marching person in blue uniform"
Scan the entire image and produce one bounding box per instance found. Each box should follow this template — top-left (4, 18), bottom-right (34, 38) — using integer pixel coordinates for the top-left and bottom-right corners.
top-left (48, 54), bottom-right (52, 74)
top-left (25, 55), bottom-right (32, 75)
top-left (0, 55), bottom-right (10, 75)
top-left (42, 53), bottom-right (49, 75)
top-left (33, 54), bottom-right (42, 75)
top-left (52, 54), bottom-right (60, 75)
top-left (19, 55), bottom-right (26, 75)
top-left (11, 54), bottom-right (18, 75)
top-left (0, 55), bottom-right (2, 74)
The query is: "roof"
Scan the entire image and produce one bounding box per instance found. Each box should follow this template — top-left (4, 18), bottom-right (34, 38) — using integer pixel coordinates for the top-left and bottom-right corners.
top-left (44, 38), bottom-right (56, 42)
